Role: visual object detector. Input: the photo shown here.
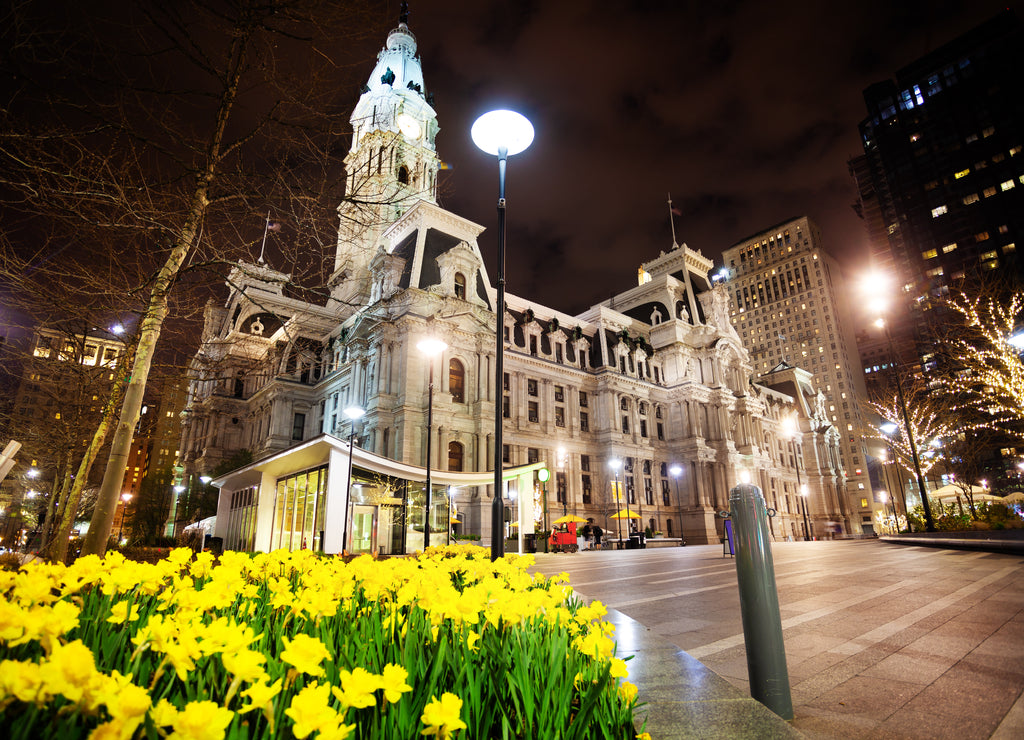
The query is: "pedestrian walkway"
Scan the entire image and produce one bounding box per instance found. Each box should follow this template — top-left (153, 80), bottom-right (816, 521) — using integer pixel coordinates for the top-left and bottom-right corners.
top-left (531, 540), bottom-right (1024, 739)
top-left (602, 604), bottom-right (802, 738)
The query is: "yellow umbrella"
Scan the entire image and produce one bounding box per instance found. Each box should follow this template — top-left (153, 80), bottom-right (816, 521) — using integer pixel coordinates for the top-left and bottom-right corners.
top-left (552, 514), bottom-right (588, 524)
top-left (611, 508), bottom-right (642, 519)
top-left (510, 521), bottom-right (520, 527)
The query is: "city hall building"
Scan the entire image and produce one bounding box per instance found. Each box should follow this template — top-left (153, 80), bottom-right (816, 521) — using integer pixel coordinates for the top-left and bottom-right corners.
top-left (178, 14), bottom-right (853, 555)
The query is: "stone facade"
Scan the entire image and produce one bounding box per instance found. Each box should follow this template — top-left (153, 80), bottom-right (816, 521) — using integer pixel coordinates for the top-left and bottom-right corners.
top-left (177, 15), bottom-right (850, 549)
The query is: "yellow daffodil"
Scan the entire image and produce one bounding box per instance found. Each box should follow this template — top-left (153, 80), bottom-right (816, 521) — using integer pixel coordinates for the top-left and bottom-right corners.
top-left (222, 648), bottom-right (267, 683)
top-left (332, 666), bottom-right (380, 709)
top-left (420, 692), bottom-right (467, 738)
top-left (104, 674), bottom-right (151, 720)
top-left (315, 718), bottom-right (357, 740)
top-left (280, 633), bottom-right (331, 677)
top-left (238, 678), bottom-right (283, 714)
top-left (286, 681), bottom-right (338, 739)
top-left (168, 699), bottom-right (234, 740)
top-left (379, 663), bottom-right (413, 704)
top-left (87, 717), bottom-right (131, 740)
top-left (150, 698), bottom-right (179, 727)
top-left (0, 658), bottom-right (46, 703)
top-left (609, 657), bottom-right (629, 679)
top-left (619, 681), bottom-right (639, 703)
top-left (106, 600), bottom-right (141, 625)
top-left (38, 640), bottom-right (97, 704)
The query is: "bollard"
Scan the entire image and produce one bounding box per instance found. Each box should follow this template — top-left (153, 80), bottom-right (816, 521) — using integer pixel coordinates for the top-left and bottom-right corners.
top-left (728, 482), bottom-right (793, 720)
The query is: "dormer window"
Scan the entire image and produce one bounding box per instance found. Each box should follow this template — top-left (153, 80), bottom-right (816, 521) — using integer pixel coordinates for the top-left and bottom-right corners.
top-left (454, 272), bottom-right (466, 299)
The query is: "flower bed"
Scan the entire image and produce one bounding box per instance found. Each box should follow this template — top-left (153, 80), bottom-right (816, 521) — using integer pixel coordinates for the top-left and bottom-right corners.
top-left (0, 545), bottom-right (643, 739)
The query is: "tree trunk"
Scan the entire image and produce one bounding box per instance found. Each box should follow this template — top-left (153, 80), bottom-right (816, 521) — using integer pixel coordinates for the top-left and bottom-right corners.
top-left (81, 19), bottom-right (253, 558)
top-left (37, 449), bottom-right (71, 554)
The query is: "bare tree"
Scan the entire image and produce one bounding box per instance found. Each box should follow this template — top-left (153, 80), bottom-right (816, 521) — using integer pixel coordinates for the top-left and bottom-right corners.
top-left (1, 0), bottom-right (388, 556)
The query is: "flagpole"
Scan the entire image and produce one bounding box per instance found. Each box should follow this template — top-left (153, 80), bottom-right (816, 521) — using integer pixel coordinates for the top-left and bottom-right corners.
top-left (667, 193), bottom-right (678, 248)
top-left (258, 210), bottom-right (270, 264)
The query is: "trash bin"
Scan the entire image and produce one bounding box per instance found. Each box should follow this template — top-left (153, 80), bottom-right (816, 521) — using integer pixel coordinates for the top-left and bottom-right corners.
top-left (524, 533), bottom-right (537, 553)
top-left (627, 533), bottom-right (641, 549)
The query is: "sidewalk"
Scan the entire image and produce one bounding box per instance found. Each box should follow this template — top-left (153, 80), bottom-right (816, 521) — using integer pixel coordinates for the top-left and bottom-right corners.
top-left (604, 605), bottom-right (802, 738)
top-left (532, 540), bottom-right (1024, 739)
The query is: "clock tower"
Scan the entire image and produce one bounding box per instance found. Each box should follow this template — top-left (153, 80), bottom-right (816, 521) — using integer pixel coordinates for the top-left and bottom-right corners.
top-left (332, 6), bottom-right (439, 306)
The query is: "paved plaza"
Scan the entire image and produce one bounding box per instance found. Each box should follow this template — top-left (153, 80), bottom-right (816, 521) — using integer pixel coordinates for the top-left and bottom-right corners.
top-left (530, 539), bottom-right (1024, 739)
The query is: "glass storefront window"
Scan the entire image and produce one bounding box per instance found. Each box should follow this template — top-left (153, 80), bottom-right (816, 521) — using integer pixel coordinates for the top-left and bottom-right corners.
top-left (271, 465), bottom-right (328, 552)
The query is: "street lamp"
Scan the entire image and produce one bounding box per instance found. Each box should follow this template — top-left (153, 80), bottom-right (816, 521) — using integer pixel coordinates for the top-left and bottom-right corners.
top-left (609, 458), bottom-right (623, 549)
top-left (878, 425), bottom-right (911, 532)
top-left (557, 446), bottom-right (568, 517)
top-left (669, 464), bottom-right (686, 546)
top-left (799, 484), bottom-right (811, 541)
top-left (447, 487), bottom-right (456, 545)
top-left (878, 491), bottom-right (894, 534)
top-left (341, 405), bottom-right (365, 554)
top-left (872, 313), bottom-right (936, 531)
top-left (117, 493), bottom-right (133, 543)
top-left (417, 336), bottom-right (448, 549)
top-left (782, 414), bottom-right (810, 541)
top-left (472, 108), bottom-right (534, 561)
top-left (537, 467), bottom-right (550, 532)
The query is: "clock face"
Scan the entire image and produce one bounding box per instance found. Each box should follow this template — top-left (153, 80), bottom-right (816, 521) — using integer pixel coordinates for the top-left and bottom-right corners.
top-left (397, 113), bottom-right (421, 140)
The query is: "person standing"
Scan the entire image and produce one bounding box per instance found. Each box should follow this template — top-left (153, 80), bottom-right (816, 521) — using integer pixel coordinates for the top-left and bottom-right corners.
top-left (581, 518), bottom-right (596, 550)
top-left (592, 523), bottom-right (603, 550)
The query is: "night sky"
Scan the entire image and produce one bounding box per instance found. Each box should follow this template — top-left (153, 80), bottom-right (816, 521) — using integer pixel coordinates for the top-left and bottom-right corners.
top-left (390, 0), bottom-right (1022, 315)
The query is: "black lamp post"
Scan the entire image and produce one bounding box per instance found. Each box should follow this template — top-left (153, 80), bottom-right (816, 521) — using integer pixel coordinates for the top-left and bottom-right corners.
top-left (799, 486), bottom-right (811, 541)
top-left (880, 432), bottom-right (910, 532)
top-left (417, 337), bottom-right (448, 550)
top-left (117, 493), bottom-right (133, 543)
top-left (669, 464), bottom-right (686, 545)
top-left (341, 405), bottom-right (365, 554)
top-left (784, 414), bottom-right (811, 541)
top-left (875, 318), bottom-right (936, 531)
top-left (472, 109), bottom-right (534, 561)
top-left (609, 458), bottom-right (623, 548)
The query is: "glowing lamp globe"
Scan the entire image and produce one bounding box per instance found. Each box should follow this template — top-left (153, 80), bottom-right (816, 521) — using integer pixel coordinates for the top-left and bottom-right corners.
top-left (471, 110), bottom-right (534, 157)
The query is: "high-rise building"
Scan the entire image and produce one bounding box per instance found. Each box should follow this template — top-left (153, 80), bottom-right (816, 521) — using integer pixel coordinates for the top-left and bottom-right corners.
top-left (0, 326), bottom-right (127, 547)
top-left (720, 217), bottom-right (877, 532)
top-left (851, 10), bottom-right (1024, 371)
top-left (177, 12), bottom-right (849, 555)
top-left (849, 10), bottom-right (1024, 499)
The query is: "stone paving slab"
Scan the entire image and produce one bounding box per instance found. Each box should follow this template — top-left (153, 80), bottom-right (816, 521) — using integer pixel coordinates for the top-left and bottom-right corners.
top-left (530, 539), bottom-right (1024, 739)
top-left (601, 606), bottom-right (802, 739)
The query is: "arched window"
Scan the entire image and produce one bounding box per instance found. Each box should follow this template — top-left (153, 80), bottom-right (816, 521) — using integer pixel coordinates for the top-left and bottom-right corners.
top-left (448, 441), bottom-right (464, 471)
top-left (398, 165), bottom-right (409, 184)
top-left (454, 272), bottom-right (466, 300)
top-left (449, 359), bottom-right (465, 403)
